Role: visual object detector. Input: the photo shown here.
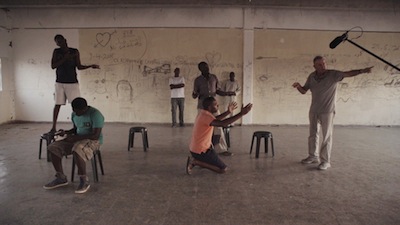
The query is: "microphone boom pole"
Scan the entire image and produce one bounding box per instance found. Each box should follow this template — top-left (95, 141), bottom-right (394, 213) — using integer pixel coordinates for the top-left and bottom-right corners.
top-left (343, 37), bottom-right (400, 72)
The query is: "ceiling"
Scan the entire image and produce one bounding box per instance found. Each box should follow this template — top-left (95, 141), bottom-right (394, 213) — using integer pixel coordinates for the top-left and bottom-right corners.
top-left (0, 0), bottom-right (399, 10)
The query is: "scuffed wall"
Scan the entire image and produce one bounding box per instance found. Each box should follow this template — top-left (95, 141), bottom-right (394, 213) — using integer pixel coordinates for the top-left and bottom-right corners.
top-left (0, 14), bottom-right (15, 124)
top-left (2, 6), bottom-right (400, 125)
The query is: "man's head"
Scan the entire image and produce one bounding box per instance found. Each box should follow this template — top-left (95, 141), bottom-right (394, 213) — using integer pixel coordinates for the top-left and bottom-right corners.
top-left (54, 34), bottom-right (67, 48)
top-left (71, 97), bottom-right (88, 116)
top-left (229, 72), bottom-right (235, 81)
top-left (202, 97), bottom-right (218, 113)
top-left (313, 56), bottom-right (327, 74)
top-left (174, 68), bottom-right (180, 77)
top-left (198, 61), bottom-right (210, 76)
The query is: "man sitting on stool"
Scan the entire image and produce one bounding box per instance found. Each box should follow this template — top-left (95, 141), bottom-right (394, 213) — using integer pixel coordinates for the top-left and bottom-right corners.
top-left (186, 97), bottom-right (252, 174)
top-left (43, 97), bottom-right (104, 194)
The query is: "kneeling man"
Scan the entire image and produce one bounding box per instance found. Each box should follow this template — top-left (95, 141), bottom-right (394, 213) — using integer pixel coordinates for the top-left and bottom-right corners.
top-left (187, 97), bottom-right (252, 174)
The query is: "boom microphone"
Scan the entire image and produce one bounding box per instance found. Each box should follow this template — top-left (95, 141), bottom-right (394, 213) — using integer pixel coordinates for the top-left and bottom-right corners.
top-left (329, 31), bottom-right (348, 49)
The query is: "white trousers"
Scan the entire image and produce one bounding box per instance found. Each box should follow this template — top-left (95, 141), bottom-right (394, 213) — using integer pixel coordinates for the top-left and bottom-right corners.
top-left (308, 112), bottom-right (335, 163)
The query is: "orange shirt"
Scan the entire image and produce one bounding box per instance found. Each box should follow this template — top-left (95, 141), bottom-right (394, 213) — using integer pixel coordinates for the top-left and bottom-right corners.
top-left (189, 109), bottom-right (215, 154)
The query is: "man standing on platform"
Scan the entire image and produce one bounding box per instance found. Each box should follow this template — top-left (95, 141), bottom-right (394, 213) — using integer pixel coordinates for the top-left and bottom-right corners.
top-left (49, 34), bottom-right (100, 133)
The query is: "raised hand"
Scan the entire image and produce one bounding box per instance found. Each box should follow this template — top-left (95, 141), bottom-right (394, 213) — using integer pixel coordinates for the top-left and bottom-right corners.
top-left (240, 103), bottom-right (253, 115)
top-left (292, 82), bottom-right (301, 88)
top-left (362, 66), bottom-right (374, 73)
top-left (228, 102), bottom-right (238, 113)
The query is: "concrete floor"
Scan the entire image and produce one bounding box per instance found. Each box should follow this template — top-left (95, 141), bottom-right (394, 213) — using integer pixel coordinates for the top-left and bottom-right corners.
top-left (0, 122), bottom-right (400, 225)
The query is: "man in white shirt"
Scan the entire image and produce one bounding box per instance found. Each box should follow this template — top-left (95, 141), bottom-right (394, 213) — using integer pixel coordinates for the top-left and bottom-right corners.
top-left (222, 72), bottom-right (241, 123)
top-left (169, 68), bottom-right (185, 127)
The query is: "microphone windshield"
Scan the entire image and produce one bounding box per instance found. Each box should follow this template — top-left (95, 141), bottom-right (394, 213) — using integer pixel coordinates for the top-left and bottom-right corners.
top-left (329, 32), bottom-right (348, 49)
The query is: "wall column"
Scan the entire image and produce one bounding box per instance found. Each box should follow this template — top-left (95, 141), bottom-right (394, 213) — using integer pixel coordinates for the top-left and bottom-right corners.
top-left (242, 8), bottom-right (254, 125)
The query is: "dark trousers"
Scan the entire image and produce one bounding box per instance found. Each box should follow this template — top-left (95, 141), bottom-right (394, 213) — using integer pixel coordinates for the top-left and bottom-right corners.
top-left (171, 98), bottom-right (185, 125)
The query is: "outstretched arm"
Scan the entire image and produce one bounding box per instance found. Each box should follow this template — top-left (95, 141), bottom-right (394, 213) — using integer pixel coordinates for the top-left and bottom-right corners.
top-left (75, 50), bottom-right (100, 70)
top-left (292, 82), bottom-right (307, 94)
top-left (215, 102), bottom-right (238, 120)
top-left (343, 66), bottom-right (373, 78)
top-left (211, 103), bottom-right (253, 127)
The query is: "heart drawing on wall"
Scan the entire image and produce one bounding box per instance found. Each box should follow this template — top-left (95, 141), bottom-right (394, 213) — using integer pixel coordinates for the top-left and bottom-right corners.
top-left (205, 51), bottom-right (222, 65)
top-left (96, 32), bottom-right (112, 47)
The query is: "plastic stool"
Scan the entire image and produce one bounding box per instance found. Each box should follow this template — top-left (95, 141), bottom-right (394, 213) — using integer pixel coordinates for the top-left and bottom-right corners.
top-left (39, 133), bottom-right (55, 162)
top-left (249, 131), bottom-right (274, 158)
top-left (128, 127), bottom-right (149, 151)
top-left (71, 147), bottom-right (104, 183)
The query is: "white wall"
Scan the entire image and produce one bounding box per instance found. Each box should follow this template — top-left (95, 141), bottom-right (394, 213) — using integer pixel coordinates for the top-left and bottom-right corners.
top-left (0, 56), bottom-right (15, 123)
top-left (12, 29), bottom-right (79, 122)
top-left (1, 6), bottom-right (400, 125)
top-left (0, 11), bottom-right (15, 124)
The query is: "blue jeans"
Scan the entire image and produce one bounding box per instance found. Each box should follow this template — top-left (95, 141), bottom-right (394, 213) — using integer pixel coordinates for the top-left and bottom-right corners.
top-left (171, 98), bottom-right (184, 125)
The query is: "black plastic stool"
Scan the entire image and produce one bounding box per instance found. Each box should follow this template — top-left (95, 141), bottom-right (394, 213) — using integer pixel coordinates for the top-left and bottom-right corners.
top-left (128, 127), bottom-right (149, 151)
top-left (71, 147), bottom-right (104, 183)
top-left (249, 131), bottom-right (274, 158)
top-left (39, 133), bottom-right (55, 162)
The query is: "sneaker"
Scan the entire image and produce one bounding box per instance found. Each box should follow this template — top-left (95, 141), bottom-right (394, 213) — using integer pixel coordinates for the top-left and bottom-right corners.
top-left (219, 151), bottom-right (233, 156)
top-left (43, 176), bottom-right (68, 190)
top-left (301, 156), bottom-right (320, 164)
top-left (318, 162), bottom-right (331, 170)
top-left (186, 156), bottom-right (194, 175)
top-left (75, 177), bottom-right (90, 194)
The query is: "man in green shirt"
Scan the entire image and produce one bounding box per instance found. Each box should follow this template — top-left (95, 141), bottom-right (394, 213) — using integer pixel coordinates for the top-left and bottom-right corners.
top-left (43, 97), bottom-right (104, 194)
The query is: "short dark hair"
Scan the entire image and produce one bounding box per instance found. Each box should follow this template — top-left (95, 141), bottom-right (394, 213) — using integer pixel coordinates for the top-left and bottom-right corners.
top-left (71, 97), bottom-right (87, 110)
top-left (313, 55), bottom-right (324, 63)
top-left (54, 34), bottom-right (64, 41)
top-left (198, 61), bottom-right (207, 70)
top-left (202, 97), bottom-right (216, 110)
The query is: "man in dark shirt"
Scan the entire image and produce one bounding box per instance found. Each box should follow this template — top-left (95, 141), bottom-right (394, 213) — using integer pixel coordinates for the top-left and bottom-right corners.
top-left (49, 34), bottom-right (100, 133)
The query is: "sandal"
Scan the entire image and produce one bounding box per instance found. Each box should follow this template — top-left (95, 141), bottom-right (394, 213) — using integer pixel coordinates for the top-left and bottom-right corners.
top-left (186, 156), bottom-right (194, 175)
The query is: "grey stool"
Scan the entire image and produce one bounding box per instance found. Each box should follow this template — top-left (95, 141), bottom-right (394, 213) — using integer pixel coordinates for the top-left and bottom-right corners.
top-left (71, 147), bottom-right (104, 183)
top-left (128, 127), bottom-right (149, 151)
top-left (249, 131), bottom-right (274, 158)
top-left (39, 133), bottom-right (55, 162)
